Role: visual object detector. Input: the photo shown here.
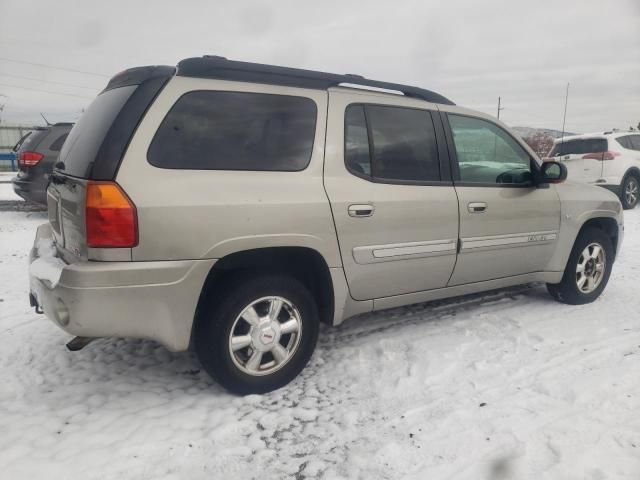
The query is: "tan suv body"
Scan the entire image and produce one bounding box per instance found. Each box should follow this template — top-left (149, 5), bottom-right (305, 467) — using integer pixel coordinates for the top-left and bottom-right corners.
top-left (29, 57), bottom-right (624, 393)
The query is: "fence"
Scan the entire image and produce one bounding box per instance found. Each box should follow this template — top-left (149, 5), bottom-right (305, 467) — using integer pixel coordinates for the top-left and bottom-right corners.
top-left (0, 152), bottom-right (17, 171)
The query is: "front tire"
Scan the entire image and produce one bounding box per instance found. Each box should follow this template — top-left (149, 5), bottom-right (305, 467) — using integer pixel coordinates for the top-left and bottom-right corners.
top-left (620, 174), bottom-right (639, 210)
top-left (195, 273), bottom-right (319, 395)
top-left (546, 227), bottom-right (613, 305)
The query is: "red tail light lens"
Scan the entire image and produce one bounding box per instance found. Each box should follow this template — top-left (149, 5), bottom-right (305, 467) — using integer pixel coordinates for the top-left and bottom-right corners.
top-left (18, 151), bottom-right (44, 167)
top-left (583, 151), bottom-right (621, 160)
top-left (85, 181), bottom-right (138, 248)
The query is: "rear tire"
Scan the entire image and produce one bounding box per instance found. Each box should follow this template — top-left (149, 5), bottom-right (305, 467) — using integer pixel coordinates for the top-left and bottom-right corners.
top-left (195, 273), bottom-right (319, 395)
top-left (546, 227), bottom-right (613, 305)
top-left (620, 174), bottom-right (639, 210)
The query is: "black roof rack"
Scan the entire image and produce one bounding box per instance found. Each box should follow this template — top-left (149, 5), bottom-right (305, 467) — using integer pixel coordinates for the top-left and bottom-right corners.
top-left (176, 56), bottom-right (454, 105)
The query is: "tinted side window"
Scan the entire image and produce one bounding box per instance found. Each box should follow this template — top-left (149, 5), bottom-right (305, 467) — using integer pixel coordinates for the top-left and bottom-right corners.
top-left (344, 105), bottom-right (441, 182)
top-left (49, 133), bottom-right (69, 152)
top-left (448, 114), bottom-right (532, 185)
top-left (148, 91), bottom-right (317, 171)
top-left (551, 138), bottom-right (607, 156)
top-left (345, 105), bottom-right (371, 176)
top-left (367, 106), bottom-right (440, 182)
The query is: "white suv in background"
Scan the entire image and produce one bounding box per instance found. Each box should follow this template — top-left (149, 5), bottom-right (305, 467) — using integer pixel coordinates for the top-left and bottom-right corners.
top-left (547, 131), bottom-right (640, 209)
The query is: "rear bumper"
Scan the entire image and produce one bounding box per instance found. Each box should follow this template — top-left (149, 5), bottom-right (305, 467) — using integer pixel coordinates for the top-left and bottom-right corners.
top-left (11, 177), bottom-right (47, 204)
top-left (29, 223), bottom-right (215, 351)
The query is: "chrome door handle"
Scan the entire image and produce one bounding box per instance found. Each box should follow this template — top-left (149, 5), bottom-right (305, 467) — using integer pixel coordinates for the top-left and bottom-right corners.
top-left (468, 202), bottom-right (487, 213)
top-left (348, 204), bottom-right (374, 217)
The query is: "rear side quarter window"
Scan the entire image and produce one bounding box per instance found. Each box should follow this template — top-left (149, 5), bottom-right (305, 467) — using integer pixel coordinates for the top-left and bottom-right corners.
top-left (49, 133), bottom-right (69, 152)
top-left (618, 135), bottom-right (640, 151)
top-left (147, 91), bottom-right (317, 171)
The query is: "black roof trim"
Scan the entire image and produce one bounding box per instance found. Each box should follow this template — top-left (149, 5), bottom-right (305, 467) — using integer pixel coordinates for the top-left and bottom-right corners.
top-left (176, 56), bottom-right (455, 105)
top-left (53, 122), bottom-right (74, 126)
top-left (103, 65), bottom-right (176, 92)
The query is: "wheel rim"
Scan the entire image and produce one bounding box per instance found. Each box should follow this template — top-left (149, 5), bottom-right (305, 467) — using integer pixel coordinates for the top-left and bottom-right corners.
top-left (625, 178), bottom-right (638, 206)
top-left (575, 242), bottom-right (606, 294)
top-left (228, 296), bottom-right (302, 376)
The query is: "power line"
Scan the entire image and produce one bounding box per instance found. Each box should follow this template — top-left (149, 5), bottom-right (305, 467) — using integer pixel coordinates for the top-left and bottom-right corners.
top-left (0, 72), bottom-right (101, 91)
top-left (0, 82), bottom-right (94, 99)
top-left (0, 57), bottom-right (110, 78)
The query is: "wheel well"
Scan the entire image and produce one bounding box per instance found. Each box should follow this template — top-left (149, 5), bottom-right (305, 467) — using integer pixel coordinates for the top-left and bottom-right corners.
top-left (579, 217), bottom-right (619, 259)
top-left (192, 247), bottom-right (335, 345)
top-left (622, 167), bottom-right (640, 185)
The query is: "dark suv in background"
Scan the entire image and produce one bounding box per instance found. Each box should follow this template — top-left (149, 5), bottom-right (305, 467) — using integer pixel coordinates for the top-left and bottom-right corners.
top-left (12, 123), bottom-right (73, 204)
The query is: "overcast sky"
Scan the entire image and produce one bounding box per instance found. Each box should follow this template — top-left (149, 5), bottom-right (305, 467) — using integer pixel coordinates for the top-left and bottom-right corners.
top-left (0, 0), bottom-right (638, 133)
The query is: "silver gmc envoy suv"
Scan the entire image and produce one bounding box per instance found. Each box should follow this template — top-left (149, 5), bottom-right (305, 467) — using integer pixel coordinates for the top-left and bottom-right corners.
top-left (29, 56), bottom-right (624, 394)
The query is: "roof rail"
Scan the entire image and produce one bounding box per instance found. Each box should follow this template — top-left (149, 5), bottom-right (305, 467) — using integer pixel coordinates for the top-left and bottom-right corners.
top-left (176, 56), bottom-right (454, 105)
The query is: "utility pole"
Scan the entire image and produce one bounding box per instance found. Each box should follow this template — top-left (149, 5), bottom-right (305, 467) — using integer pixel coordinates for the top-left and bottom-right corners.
top-left (497, 96), bottom-right (504, 119)
top-left (0, 94), bottom-right (7, 124)
top-left (559, 83), bottom-right (570, 154)
top-left (560, 83), bottom-right (569, 139)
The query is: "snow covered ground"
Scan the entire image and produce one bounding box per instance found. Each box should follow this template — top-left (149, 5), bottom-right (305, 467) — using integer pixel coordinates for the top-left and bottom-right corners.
top-left (1, 207), bottom-right (639, 479)
top-left (0, 180), bottom-right (21, 202)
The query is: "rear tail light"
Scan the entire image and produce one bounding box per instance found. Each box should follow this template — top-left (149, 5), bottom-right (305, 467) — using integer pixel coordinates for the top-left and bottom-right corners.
top-left (18, 151), bottom-right (44, 167)
top-left (583, 151), bottom-right (621, 160)
top-left (85, 181), bottom-right (138, 248)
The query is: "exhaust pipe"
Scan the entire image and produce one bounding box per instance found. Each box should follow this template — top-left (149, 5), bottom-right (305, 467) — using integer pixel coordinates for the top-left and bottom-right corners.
top-left (66, 336), bottom-right (97, 351)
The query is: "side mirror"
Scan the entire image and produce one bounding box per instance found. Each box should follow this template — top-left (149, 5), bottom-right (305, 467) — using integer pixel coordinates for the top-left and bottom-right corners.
top-left (539, 161), bottom-right (567, 185)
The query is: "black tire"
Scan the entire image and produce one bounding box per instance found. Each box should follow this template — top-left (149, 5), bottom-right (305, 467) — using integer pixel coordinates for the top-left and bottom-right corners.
top-left (546, 227), bottom-right (613, 305)
top-left (620, 174), bottom-right (639, 210)
top-left (195, 273), bottom-right (319, 395)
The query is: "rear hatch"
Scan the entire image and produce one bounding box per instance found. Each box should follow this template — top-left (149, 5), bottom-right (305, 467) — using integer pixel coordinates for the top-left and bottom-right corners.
top-left (47, 66), bottom-right (175, 261)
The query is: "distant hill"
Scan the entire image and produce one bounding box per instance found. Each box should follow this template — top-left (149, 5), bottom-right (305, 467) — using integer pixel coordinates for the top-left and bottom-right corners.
top-left (512, 126), bottom-right (578, 139)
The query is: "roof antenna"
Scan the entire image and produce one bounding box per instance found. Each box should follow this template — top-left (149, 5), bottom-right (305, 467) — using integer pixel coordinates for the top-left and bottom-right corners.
top-left (559, 83), bottom-right (569, 153)
top-left (40, 113), bottom-right (52, 126)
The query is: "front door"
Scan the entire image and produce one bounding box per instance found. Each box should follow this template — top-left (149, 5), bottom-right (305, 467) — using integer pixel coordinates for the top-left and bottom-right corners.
top-left (323, 91), bottom-right (459, 301)
top-left (442, 112), bottom-right (561, 286)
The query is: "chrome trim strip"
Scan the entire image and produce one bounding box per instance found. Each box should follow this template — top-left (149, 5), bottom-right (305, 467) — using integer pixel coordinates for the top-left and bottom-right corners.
top-left (374, 241), bottom-right (456, 258)
top-left (461, 231), bottom-right (558, 251)
top-left (353, 239), bottom-right (457, 264)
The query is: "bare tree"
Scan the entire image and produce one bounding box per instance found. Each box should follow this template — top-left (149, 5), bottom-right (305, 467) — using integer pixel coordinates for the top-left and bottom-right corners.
top-left (523, 131), bottom-right (555, 158)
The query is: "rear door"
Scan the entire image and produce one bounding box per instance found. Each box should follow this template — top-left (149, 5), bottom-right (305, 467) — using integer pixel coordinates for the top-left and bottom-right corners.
top-left (324, 90), bottom-right (459, 301)
top-left (579, 138), bottom-right (608, 182)
top-left (47, 84), bottom-right (141, 261)
top-left (550, 139), bottom-right (585, 181)
top-left (442, 112), bottom-right (560, 285)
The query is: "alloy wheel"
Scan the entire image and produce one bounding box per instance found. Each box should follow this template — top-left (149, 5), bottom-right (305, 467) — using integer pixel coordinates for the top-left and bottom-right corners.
top-left (625, 177), bottom-right (638, 207)
top-left (575, 242), bottom-right (606, 294)
top-left (228, 296), bottom-right (302, 376)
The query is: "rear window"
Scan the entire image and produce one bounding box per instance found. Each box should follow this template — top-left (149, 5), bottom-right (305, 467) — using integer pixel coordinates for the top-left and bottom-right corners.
top-left (147, 91), bottom-right (317, 171)
top-left (17, 129), bottom-right (47, 153)
top-left (58, 86), bottom-right (136, 178)
top-left (549, 138), bottom-right (607, 156)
